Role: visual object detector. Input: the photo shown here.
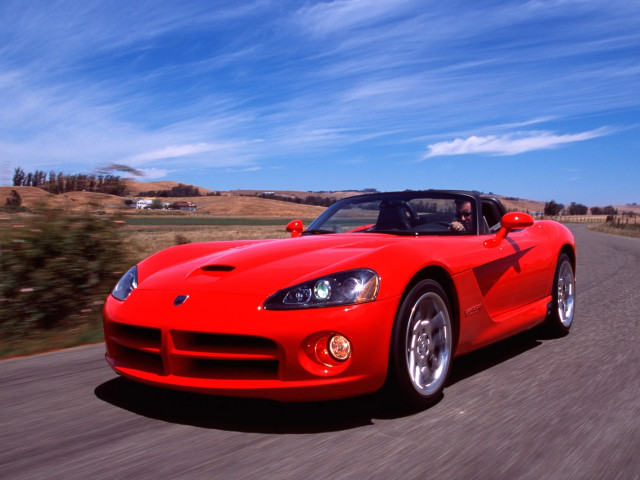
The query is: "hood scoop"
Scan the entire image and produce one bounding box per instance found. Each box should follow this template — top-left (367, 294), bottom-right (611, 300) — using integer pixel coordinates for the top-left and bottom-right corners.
top-left (185, 263), bottom-right (236, 281)
top-left (201, 264), bottom-right (235, 272)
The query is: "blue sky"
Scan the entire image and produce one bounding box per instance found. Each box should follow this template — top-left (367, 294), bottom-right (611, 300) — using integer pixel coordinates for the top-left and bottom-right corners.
top-left (1, 0), bottom-right (638, 206)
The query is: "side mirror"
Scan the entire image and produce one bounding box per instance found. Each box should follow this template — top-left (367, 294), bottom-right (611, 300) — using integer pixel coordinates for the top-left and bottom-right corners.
top-left (484, 212), bottom-right (534, 248)
top-left (501, 212), bottom-right (534, 231)
top-left (286, 219), bottom-right (304, 238)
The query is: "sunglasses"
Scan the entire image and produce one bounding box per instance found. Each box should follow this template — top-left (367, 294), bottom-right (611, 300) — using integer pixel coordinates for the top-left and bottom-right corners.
top-left (457, 210), bottom-right (472, 218)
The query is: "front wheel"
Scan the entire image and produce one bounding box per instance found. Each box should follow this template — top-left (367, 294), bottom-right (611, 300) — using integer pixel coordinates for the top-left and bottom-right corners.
top-left (387, 279), bottom-right (453, 410)
top-left (545, 253), bottom-right (576, 336)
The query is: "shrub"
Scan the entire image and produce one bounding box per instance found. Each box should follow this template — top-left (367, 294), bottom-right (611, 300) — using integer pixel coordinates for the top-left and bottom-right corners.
top-left (0, 210), bottom-right (132, 340)
top-left (174, 233), bottom-right (191, 245)
top-left (544, 200), bottom-right (564, 216)
top-left (1, 189), bottom-right (30, 213)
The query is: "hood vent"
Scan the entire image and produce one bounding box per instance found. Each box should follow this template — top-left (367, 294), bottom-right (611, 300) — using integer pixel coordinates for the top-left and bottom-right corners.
top-left (201, 265), bottom-right (235, 272)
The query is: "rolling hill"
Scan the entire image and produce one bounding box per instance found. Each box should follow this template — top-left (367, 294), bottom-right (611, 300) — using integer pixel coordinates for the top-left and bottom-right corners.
top-left (3, 182), bottom-right (636, 217)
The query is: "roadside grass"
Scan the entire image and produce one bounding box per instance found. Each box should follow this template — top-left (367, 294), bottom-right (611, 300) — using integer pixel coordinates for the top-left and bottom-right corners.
top-left (0, 222), bottom-right (295, 359)
top-left (124, 216), bottom-right (316, 227)
top-left (124, 224), bottom-right (293, 261)
top-left (0, 322), bottom-right (105, 359)
top-left (588, 223), bottom-right (640, 238)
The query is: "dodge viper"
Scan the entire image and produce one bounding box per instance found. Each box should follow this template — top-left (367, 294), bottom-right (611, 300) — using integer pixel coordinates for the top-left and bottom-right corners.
top-left (104, 190), bottom-right (576, 408)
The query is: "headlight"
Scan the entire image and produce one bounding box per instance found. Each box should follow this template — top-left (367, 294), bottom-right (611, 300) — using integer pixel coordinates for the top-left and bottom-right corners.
top-left (111, 266), bottom-right (138, 301)
top-left (264, 269), bottom-right (379, 310)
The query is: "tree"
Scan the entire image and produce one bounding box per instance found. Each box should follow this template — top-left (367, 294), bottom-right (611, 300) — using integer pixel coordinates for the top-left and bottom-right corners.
top-left (591, 206), bottom-right (618, 215)
top-left (57, 171), bottom-right (65, 193)
top-left (12, 167), bottom-right (26, 186)
top-left (150, 198), bottom-right (164, 210)
top-left (568, 202), bottom-right (588, 215)
top-left (544, 200), bottom-right (564, 216)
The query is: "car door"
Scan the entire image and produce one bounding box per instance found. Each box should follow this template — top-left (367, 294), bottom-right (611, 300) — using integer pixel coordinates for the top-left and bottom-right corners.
top-left (475, 223), bottom-right (554, 317)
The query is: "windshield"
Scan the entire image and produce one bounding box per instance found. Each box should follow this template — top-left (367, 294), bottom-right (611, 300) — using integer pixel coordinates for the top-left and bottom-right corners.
top-left (305, 192), bottom-right (478, 236)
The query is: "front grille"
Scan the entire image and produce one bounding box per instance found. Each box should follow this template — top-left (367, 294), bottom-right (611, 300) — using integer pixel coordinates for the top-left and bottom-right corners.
top-left (110, 323), bottom-right (162, 350)
top-left (170, 331), bottom-right (280, 380)
top-left (172, 331), bottom-right (278, 355)
top-left (107, 322), bottom-right (164, 374)
top-left (107, 323), bottom-right (280, 380)
top-left (110, 343), bottom-right (164, 375)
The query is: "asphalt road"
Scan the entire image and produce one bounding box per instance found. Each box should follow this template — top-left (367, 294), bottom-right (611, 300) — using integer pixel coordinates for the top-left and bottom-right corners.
top-left (1, 225), bottom-right (639, 480)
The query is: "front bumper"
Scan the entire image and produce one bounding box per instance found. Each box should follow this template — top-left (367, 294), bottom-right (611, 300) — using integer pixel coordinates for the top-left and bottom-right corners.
top-left (103, 289), bottom-right (399, 401)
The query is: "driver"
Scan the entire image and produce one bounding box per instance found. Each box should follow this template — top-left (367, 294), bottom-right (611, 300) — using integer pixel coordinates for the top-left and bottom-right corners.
top-left (450, 199), bottom-right (473, 233)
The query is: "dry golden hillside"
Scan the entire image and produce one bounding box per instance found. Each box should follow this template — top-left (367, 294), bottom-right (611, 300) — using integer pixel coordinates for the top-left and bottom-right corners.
top-left (0, 187), bottom-right (127, 212)
top-left (125, 180), bottom-right (216, 196)
top-left (229, 189), bottom-right (361, 201)
top-left (4, 183), bottom-right (632, 217)
top-left (497, 196), bottom-right (545, 213)
top-left (162, 195), bottom-right (326, 217)
top-left (0, 186), bottom-right (326, 217)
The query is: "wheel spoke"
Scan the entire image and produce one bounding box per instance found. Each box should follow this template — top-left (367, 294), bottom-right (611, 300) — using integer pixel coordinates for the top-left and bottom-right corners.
top-left (419, 365), bottom-right (433, 385)
top-left (413, 364), bottom-right (422, 384)
top-left (430, 310), bottom-right (445, 330)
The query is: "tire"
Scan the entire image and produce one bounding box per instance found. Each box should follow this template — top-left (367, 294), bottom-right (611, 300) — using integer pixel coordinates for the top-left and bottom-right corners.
top-left (545, 253), bottom-right (576, 336)
top-left (388, 279), bottom-right (454, 410)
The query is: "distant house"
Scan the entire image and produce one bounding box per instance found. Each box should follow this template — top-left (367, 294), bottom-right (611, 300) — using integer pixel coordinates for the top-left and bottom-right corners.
top-left (134, 198), bottom-right (153, 209)
top-left (174, 201), bottom-right (197, 211)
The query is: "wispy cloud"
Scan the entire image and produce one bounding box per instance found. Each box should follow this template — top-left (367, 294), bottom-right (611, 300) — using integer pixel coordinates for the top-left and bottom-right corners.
top-left (135, 168), bottom-right (174, 180)
top-left (423, 128), bottom-right (611, 158)
top-left (125, 143), bottom-right (233, 164)
top-left (0, 0), bottom-right (638, 204)
top-left (295, 0), bottom-right (416, 36)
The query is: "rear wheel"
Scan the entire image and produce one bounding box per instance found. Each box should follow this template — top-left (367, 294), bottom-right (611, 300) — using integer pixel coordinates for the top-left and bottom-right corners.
top-left (545, 253), bottom-right (575, 336)
top-left (388, 279), bottom-right (453, 410)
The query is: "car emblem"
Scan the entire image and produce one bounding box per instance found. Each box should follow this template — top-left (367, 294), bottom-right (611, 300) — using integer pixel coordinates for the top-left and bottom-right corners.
top-left (173, 295), bottom-right (189, 306)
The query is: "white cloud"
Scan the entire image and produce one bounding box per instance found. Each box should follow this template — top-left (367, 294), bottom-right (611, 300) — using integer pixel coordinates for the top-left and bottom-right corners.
top-left (134, 168), bottom-right (174, 180)
top-left (295, 0), bottom-right (415, 35)
top-left (125, 143), bottom-right (225, 163)
top-left (423, 128), bottom-right (611, 158)
top-left (226, 166), bottom-right (262, 173)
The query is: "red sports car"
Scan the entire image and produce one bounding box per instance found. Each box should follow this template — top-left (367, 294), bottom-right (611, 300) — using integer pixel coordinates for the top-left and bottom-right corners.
top-left (104, 190), bottom-right (576, 408)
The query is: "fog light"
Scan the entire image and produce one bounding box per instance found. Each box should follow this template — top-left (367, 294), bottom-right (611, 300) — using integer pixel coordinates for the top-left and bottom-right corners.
top-left (328, 335), bottom-right (351, 361)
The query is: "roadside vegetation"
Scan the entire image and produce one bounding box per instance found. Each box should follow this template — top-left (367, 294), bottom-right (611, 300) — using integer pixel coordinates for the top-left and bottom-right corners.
top-left (0, 207), bottom-right (296, 359)
top-left (588, 218), bottom-right (640, 238)
top-left (0, 209), bottom-right (133, 358)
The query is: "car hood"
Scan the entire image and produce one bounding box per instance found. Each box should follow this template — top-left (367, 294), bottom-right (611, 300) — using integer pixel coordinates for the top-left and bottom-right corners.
top-left (136, 234), bottom-right (400, 297)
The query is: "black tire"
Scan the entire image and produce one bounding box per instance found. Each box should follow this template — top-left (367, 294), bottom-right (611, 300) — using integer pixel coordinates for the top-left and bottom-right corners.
top-left (544, 253), bottom-right (576, 336)
top-left (387, 279), bottom-right (454, 410)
